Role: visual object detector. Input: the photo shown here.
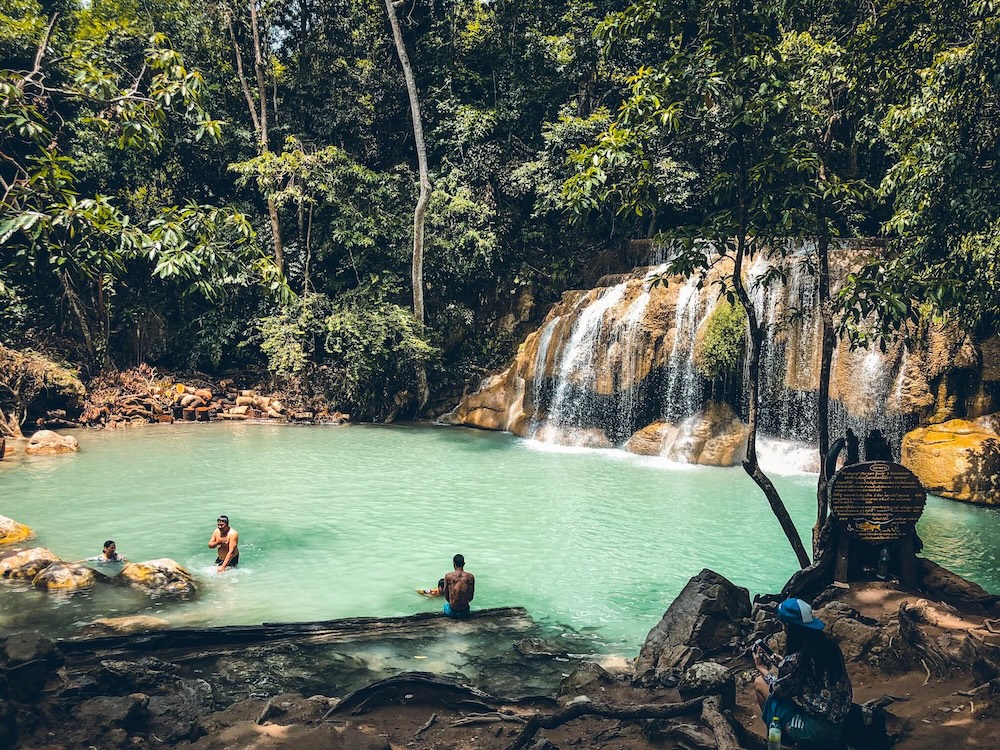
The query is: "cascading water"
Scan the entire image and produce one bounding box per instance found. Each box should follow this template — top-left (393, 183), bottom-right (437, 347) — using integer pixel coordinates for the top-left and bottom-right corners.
top-left (542, 282), bottom-right (628, 435)
top-left (662, 276), bottom-right (713, 421)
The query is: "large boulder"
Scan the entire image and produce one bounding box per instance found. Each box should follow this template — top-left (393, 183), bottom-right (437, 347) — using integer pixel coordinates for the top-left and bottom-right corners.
top-left (120, 559), bottom-right (197, 598)
top-left (0, 547), bottom-right (61, 580)
top-left (634, 569), bottom-right (751, 686)
top-left (0, 516), bottom-right (33, 546)
top-left (25, 429), bottom-right (79, 455)
top-left (32, 561), bottom-right (97, 591)
top-left (625, 420), bottom-right (678, 456)
top-left (678, 661), bottom-right (736, 708)
top-left (901, 420), bottom-right (1000, 504)
top-left (666, 402), bottom-right (749, 466)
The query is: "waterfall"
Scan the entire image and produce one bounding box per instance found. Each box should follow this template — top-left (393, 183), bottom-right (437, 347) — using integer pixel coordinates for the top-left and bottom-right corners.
top-left (543, 282), bottom-right (628, 433)
top-left (662, 276), bottom-right (711, 421)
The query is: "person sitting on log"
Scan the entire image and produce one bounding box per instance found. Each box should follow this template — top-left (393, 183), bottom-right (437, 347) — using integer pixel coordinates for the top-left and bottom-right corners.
top-left (441, 554), bottom-right (474, 618)
top-left (89, 540), bottom-right (127, 563)
top-left (752, 598), bottom-right (853, 749)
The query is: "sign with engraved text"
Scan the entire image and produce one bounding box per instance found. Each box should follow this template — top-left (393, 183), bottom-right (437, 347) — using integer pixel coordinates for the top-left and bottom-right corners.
top-left (829, 461), bottom-right (926, 542)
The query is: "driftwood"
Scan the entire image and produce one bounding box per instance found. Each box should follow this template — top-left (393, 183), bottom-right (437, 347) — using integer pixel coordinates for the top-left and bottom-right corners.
top-left (323, 671), bottom-right (555, 720)
top-left (414, 712), bottom-right (437, 736)
top-left (898, 602), bottom-right (961, 677)
top-left (504, 696), bottom-right (705, 750)
top-left (700, 695), bottom-right (742, 750)
top-left (59, 607), bottom-right (532, 665)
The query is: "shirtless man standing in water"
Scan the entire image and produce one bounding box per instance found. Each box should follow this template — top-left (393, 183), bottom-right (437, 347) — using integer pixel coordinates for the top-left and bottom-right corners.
top-left (442, 554), bottom-right (474, 618)
top-left (208, 515), bottom-right (239, 572)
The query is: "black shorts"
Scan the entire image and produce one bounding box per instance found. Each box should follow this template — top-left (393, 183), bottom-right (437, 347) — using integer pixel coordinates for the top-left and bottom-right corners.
top-left (215, 553), bottom-right (239, 568)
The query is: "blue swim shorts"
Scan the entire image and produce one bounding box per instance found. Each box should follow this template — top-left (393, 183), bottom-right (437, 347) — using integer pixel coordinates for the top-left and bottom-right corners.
top-left (443, 601), bottom-right (471, 619)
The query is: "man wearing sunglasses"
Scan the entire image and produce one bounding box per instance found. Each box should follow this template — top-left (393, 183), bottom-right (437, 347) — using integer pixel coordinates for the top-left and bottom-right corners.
top-left (208, 515), bottom-right (239, 572)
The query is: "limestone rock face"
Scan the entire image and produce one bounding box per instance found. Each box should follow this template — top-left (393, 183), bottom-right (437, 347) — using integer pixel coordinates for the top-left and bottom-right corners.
top-left (634, 569), bottom-right (751, 686)
top-left (84, 616), bottom-right (171, 636)
top-left (901, 420), bottom-right (1000, 504)
top-left (667, 403), bottom-right (749, 466)
top-left (25, 429), bottom-right (80, 454)
top-left (625, 420), bottom-right (678, 456)
top-left (0, 547), bottom-right (61, 579)
top-left (0, 515), bottom-right (34, 545)
top-left (120, 559), bottom-right (197, 597)
top-left (32, 561), bottom-right (97, 591)
top-left (975, 412), bottom-right (1000, 435)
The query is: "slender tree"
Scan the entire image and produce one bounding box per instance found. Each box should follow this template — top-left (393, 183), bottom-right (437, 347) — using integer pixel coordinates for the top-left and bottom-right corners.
top-left (383, 0), bottom-right (431, 410)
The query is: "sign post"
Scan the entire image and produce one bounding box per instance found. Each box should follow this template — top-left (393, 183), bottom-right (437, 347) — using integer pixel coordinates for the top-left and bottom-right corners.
top-left (829, 461), bottom-right (926, 585)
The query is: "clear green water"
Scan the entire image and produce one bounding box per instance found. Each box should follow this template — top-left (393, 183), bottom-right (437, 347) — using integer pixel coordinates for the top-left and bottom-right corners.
top-left (2, 423), bottom-right (998, 655)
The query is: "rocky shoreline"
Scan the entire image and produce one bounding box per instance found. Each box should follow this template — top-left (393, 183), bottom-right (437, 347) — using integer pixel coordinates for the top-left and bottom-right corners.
top-left (2, 563), bottom-right (999, 750)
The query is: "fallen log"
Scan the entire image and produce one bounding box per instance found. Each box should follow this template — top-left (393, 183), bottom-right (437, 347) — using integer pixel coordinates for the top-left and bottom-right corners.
top-left (194, 388), bottom-right (213, 402)
top-left (505, 696), bottom-right (705, 750)
top-left (324, 672), bottom-right (549, 719)
top-left (59, 607), bottom-right (533, 665)
top-left (700, 695), bottom-right (742, 750)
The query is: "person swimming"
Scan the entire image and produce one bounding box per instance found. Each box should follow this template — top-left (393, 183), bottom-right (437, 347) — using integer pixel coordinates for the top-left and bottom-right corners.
top-left (417, 578), bottom-right (445, 597)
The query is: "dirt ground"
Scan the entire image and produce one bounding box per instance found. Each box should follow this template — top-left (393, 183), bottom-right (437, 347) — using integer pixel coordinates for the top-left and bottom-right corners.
top-left (157, 582), bottom-right (1000, 750)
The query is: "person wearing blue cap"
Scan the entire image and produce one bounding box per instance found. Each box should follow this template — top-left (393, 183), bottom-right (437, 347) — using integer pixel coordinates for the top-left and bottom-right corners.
top-left (752, 598), bottom-right (853, 748)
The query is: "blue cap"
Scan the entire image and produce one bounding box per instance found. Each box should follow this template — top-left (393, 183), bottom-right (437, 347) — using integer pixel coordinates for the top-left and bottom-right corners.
top-left (776, 598), bottom-right (825, 630)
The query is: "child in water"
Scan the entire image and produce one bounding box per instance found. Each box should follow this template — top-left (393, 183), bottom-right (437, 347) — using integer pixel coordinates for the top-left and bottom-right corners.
top-left (417, 578), bottom-right (445, 597)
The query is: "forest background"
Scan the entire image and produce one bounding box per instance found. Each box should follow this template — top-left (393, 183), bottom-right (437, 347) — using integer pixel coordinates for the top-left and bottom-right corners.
top-left (2, 0), bottom-right (999, 423)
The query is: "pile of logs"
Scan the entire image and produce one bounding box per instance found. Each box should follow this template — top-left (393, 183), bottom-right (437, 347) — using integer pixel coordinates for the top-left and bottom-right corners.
top-left (80, 367), bottom-right (348, 426)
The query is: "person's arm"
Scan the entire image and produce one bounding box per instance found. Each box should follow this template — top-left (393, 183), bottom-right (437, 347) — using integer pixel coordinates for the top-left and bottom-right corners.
top-left (441, 573), bottom-right (451, 602)
top-left (766, 652), bottom-right (802, 699)
top-left (468, 574), bottom-right (475, 602)
top-left (208, 529), bottom-right (220, 549)
top-left (218, 530), bottom-right (238, 571)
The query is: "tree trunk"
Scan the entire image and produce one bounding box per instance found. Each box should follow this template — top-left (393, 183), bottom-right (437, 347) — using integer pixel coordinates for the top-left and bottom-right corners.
top-left (384, 0), bottom-right (431, 410)
top-left (814, 232), bottom-right (835, 554)
top-left (731, 236), bottom-right (811, 569)
top-left (248, 2), bottom-right (283, 270)
top-left (227, 3), bottom-right (283, 270)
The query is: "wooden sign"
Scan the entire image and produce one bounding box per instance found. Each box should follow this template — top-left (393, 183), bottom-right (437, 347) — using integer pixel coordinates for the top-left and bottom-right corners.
top-left (830, 461), bottom-right (926, 543)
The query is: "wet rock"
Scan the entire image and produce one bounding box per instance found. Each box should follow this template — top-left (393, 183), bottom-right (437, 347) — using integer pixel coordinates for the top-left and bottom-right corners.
top-left (0, 548), bottom-right (61, 580)
top-left (531, 424), bottom-right (613, 449)
top-left (514, 637), bottom-right (570, 659)
top-left (0, 632), bottom-right (64, 702)
top-left (667, 403), bottom-right (749, 466)
top-left (32, 561), bottom-right (97, 591)
top-left (902, 420), bottom-right (1000, 504)
top-left (625, 420), bottom-right (678, 456)
top-left (83, 615), bottom-right (170, 636)
top-left (677, 661), bottom-right (735, 708)
top-left (635, 569), bottom-right (751, 686)
top-left (24, 429), bottom-right (79, 455)
top-left (0, 516), bottom-right (33, 546)
top-left (74, 694), bottom-right (148, 732)
top-left (558, 662), bottom-right (613, 697)
top-left (0, 700), bottom-right (16, 749)
top-left (254, 692), bottom-right (330, 725)
top-left (120, 559), bottom-right (197, 597)
top-left (146, 678), bottom-right (214, 743)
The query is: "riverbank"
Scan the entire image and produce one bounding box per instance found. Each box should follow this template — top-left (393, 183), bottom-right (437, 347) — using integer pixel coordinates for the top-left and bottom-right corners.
top-left (3, 568), bottom-right (999, 750)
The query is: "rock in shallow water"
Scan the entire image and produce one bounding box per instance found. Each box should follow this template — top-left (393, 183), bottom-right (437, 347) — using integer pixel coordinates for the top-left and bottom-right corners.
top-left (120, 558), bottom-right (197, 597)
top-left (32, 561), bottom-right (97, 590)
top-left (25, 429), bottom-right (79, 454)
top-left (0, 547), bottom-right (61, 579)
top-left (0, 515), bottom-right (34, 546)
top-left (85, 615), bottom-right (171, 635)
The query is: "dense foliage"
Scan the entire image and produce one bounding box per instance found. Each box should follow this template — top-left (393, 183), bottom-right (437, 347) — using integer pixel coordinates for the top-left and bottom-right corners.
top-left (2, 0), bottom-right (998, 419)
